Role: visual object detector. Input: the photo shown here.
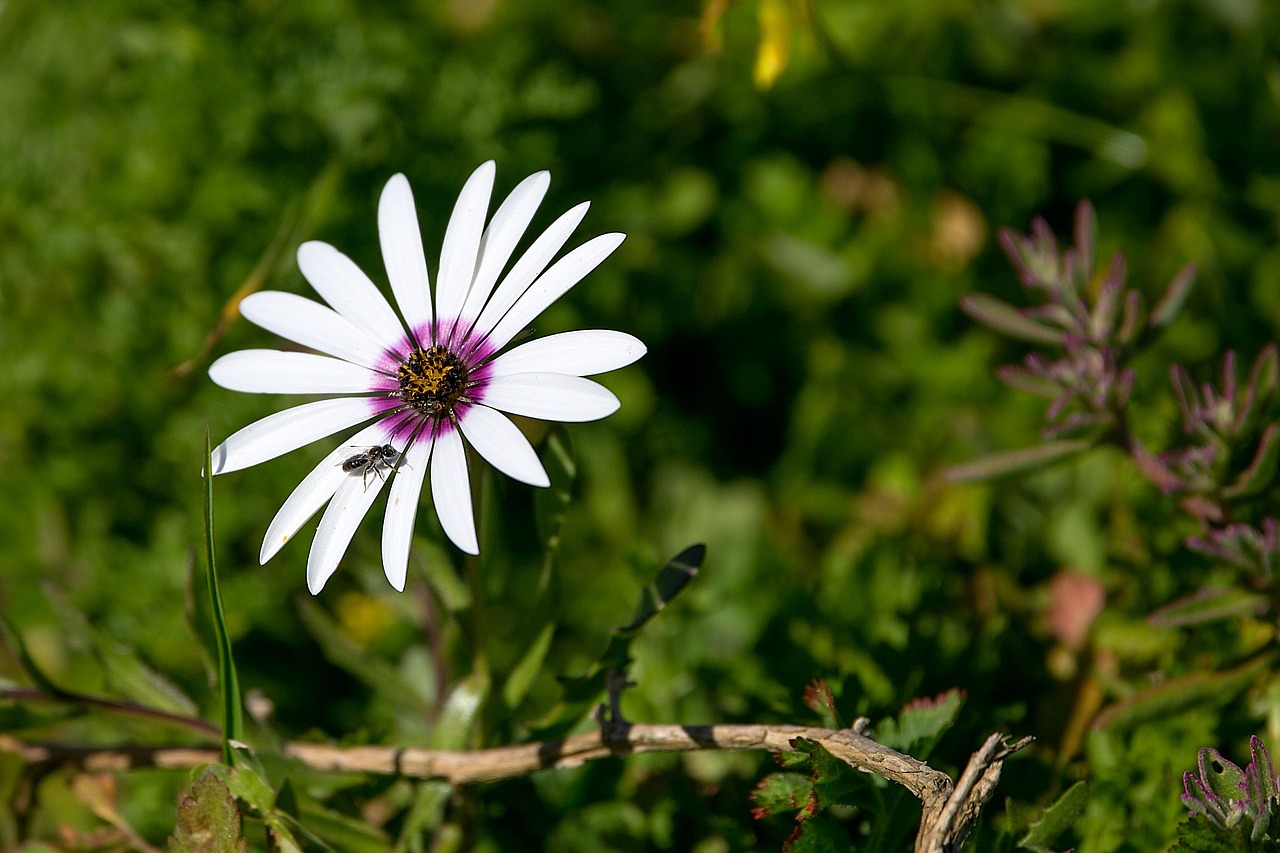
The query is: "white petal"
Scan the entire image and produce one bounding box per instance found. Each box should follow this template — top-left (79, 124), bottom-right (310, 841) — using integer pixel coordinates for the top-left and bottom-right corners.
top-left (211, 397), bottom-right (376, 475)
top-left (381, 435), bottom-right (433, 592)
top-left (470, 201), bottom-right (590, 343)
top-left (459, 405), bottom-right (549, 487)
top-left (430, 429), bottom-right (478, 554)
top-left (485, 233), bottom-right (626, 352)
top-left (458, 171), bottom-right (550, 325)
top-left (260, 420), bottom-right (392, 564)
top-left (297, 241), bottom-right (407, 353)
top-left (240, 291), bottom-right (386, 370)
top-left (481, 373), bottom-right (620, 422)
top-left (378, 174), bottom-right (434, 334)
top-left (487, 330), bottom-right (646, 378)
top-left (436, 161), bottom-right (495, 333)
top-left (210, 350), bottom-right (380, 394)
top-left (307, 467), bottom-right (391, 594)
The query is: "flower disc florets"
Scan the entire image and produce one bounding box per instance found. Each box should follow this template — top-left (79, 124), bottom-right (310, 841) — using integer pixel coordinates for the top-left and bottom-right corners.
top-left (397, 344), bottom-right (470, 418)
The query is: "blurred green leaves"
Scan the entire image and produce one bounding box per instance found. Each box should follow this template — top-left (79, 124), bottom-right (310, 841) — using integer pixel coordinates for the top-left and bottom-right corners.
top-left (0, 0), bottom-right (1277, 848)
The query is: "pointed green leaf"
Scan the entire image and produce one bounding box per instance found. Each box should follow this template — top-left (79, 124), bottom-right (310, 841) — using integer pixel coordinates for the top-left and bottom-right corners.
top-left (1250, 736), bottom-right (1276, 802)
top-left (502, 622), bottom-right (554, 710)
top-left (1094, 653), bottom-right (1274, 732)
top-left (959, 293), bottom-right (1063, 344)
top-left (419, 543), bottom-right (471, 613)
top-left (1251, 345), bottom-right (1280, 410)
top-left (287, 784), bottom-right (391, 853)
top-left (0, 611), bottom-right (77, 702)
top-left (1149, 263), bottom-right (1196, 332)
top-left (530, 545), bottom-right (706, 737)
top-left (1199, 748), bottom-right (1248, 802)
top-left (1148, 587), bottom-right (1268, 628)
top-left (43, 583), bottom-right (198, 717)
top-left (618, 543), bottom-right (705, 633)
top-left (169, 770), bottom-right (249, 853)
top-left (802, 680), bottom-right (843, 730)
top-left (533, 428), bottom-right (576, 555)
top-left (1018, 781), bottom-right (1088, 851)
top-left (430, 670), bottom-right (489, 750)
top-left (1223, 423), bottom-right (1280, 499)
top-left (296, 598), bottom-right (434, 716)
top-left (223, 745), bottom-right (305, 853)
top-left (943, 439), bottom-right (1093, 483)
top-left (203, 429), bottom-right (243, 760)
top-left (394, 781), bottom-right (453, 853)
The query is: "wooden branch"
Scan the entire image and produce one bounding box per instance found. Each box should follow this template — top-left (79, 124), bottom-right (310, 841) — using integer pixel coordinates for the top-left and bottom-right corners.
top-left (0, 723), bottom-right (1030, 849)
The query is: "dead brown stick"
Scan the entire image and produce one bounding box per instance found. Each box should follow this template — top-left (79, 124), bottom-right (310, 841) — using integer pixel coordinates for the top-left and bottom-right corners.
top-left (0, 723), bottom-right (1029, 850)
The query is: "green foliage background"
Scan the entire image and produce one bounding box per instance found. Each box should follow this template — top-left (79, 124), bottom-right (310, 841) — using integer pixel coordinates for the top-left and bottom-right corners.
top-left (1, 0), bottom-right (1279, 849)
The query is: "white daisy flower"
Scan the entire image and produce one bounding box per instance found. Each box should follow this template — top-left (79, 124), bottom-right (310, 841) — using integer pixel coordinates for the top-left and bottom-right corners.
top-left (209, 162), bottom-right (645, 594)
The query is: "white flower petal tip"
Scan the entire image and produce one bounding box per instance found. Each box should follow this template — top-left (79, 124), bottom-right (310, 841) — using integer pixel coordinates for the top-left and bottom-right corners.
top-left (483, 373), bottom-right (621, 422)
top-left (432, 431), bottom-right (479, 555)
top-left (211, 162), bottom-right (633, 589)
top-left (459, 407), bottom-right (550, 488)
top-left (488, 330), bottom-right (647, 378)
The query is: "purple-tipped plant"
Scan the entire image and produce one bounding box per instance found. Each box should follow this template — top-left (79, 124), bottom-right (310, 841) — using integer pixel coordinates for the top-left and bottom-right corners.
top-left (954, 202), bottom-right (1280, 587)
top-left (960, 201), bottom-right (1194, 442)
top-left (1141, 346), bottom-right (1280, 580)
top-left (1182, 736), bottom-right (1280, 842)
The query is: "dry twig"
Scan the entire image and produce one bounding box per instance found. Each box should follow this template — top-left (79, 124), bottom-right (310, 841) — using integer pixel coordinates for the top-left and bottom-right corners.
top-left (0, 722), bottom-right (1029, 849)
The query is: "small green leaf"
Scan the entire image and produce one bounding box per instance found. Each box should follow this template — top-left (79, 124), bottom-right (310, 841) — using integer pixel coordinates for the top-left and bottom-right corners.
top-left (1250, 736), bottom-right (1276, 803)
top-left (169, 770), bottom-right (249, 853)
top-left (959, 293), bottom-right (1063, 344)
top-left (419, 543), bottom-right (471, 613)
top-left (875, 689), bottom-right (964, 757)
top-left (1094, 653), bottom-right (1274, 732)
top-left (223, 745), bottom-right (305, 853)
top-left (1223, 423), bottom-right (1280, 499)
top-left (751, 772), bottom-right (813, 819)
top-left (1251, 345), bottom-right (1280, 410)
top-left (203, 429), bottom-right (243, 760)
top-left (1149, 263), bottom-right (1197, 332)
top-left (530, 544), bottom-right (706, 738)
top-left (1019, 781), bottom-right (1088, 851)
top-left (502, 622), bottom-right (554, 710)
top-left (0, 611), bottom-right (77, 701)
top-left (287, 783), bottom-right (391, 853)
top-left (784, 813), bottom-right (852, 853)
top-left (1148, 587), bottom-right (1269, 628)
top-left (394, 781), bottom-right (453, 853)
top-left (43, 583), bottom-right (198, 717)
top-left (792, 738), bottom-right (867, 814)
top-left (1171, 816), bottom-right (1251, 852)
top-left (617, 543), bottom-right (704, 633)
top-left (1198, 749), bottom-right (1248, 802)
top-left (296, 598), bottom-right (434, 716)
top-left (943, 440), bottom-right (1094, 483)
top-left (533, 428), bottom-right (576, 555)
top-left (802, 680), bottom-right (843, 730)
top-left (431, 670), bottom-right (490, 750)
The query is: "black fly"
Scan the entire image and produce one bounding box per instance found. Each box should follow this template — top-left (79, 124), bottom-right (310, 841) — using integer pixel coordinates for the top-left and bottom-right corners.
top-left (340, 445), bottom-right (399, 490)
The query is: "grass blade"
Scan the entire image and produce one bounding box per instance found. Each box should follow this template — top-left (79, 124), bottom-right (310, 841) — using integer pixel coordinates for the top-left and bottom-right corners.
top-left (204, 427), bottom-right (244, 761)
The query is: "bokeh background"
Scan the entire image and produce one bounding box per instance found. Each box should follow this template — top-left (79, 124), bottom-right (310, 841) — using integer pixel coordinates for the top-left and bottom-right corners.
top-left (2, 0), bottom-right (1280, 849)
